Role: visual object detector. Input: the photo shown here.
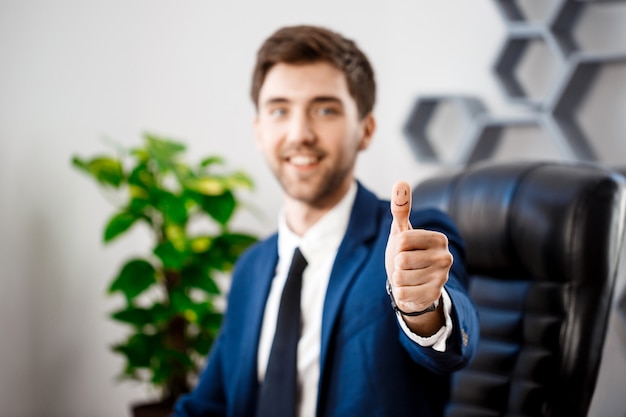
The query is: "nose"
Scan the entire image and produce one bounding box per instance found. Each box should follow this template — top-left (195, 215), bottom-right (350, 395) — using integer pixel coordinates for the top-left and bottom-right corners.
top-left (286, 111), bottom-right (315, 144)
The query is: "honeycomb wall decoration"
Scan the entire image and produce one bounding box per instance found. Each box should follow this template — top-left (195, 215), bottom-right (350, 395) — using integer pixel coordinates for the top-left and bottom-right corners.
top-left (403, 0), bottom-right (626, 168)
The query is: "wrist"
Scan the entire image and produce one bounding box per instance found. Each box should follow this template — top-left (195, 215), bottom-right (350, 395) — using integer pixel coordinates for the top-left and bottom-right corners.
top-left (386, 280), bottom-right (440, 316)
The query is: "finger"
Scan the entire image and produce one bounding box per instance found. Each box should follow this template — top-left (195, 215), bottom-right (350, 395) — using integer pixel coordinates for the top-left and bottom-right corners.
top-left (391, 181), bottom-right (413, 232)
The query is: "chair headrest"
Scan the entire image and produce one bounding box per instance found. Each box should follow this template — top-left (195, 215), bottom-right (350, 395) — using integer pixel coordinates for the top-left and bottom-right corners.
top-left (412, 161), bottom-right (626, 283)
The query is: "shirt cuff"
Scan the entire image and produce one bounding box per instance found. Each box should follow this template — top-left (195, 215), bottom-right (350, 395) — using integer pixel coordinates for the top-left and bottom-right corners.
top-left (396, 288), bottom-right (453, 352)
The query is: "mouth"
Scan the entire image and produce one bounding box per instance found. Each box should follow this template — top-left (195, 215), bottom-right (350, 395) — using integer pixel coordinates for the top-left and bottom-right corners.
top-left (288, 154), bottom-right (321, 167)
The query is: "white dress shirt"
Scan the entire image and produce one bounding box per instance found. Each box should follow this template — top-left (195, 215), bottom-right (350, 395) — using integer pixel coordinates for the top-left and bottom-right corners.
top-left (257, 182), bottom-right (453, 417)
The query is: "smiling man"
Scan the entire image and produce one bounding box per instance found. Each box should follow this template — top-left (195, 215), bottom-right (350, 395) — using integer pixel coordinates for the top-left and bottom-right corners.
top-left (173, 25), bottom-right (478, 417)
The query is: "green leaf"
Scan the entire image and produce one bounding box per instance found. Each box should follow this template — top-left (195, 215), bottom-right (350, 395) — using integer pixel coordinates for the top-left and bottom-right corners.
top-left (151, 302), bottom-right (174, 323)
top-left (184, 177), bottom-right (226, 196)
top-left (172, 162), bottom-right (194, 182)
top-left (150, 346), bottom-right (194, 386)
top-left (207, 233), bottom-right (258, 271)
top-left (189, 236), bottom-right (212, 253)
top-left (192, 329), bottom-right (216, 356)
top-left (159, 192), bottom-right (188, 225)
top-left (199, 155), bottom-right (224, 167)
top-left (154, 240), bottom-right (187, 270)
top-left (169, 288), bottom-right (195, 312)
top-left (110, 306), bottom-right (155, 327)
top-left (108, 259), bottom-right (157, 301)
top-left (112, 332), bottom-right (159, 369)
top-left (165, 224), bottom-right (186, 252)
top-left (180, 264), bottom-right (220, 294)
top-left (219, 232), bottom-right (258, 255)
top-left (72, 155), bottom-right (124, 187)
top-left (128, 163), bottom-right (155, 189)
top-left (145, 133), bottom-right (186, 154)
top-left (225, 171), bottom-right (254, 190)
top-left (192, 312), bottom-right (223, 355)
top-left (145, 133), bottom-right (186, 169)
top-left (111, 304), bottom-right (172, 328)
top-left (200, 311), bottom-right (223, 329)
top-left (71, 156), bottom-right (91, 173)
top-left (128, 196), bottom-right (151, 215)
top-left (195, 191), bottom-right (236, 225)
top-left (104, 211), bottom-right (138, 242)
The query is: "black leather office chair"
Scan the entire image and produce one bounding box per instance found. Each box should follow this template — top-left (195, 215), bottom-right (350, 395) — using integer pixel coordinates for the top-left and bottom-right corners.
top-left (411, 161), bottom-right (626, 417)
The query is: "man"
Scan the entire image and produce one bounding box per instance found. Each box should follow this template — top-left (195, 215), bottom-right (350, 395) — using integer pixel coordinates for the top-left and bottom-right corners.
top-left (173, 25), bottom-right (478, 417)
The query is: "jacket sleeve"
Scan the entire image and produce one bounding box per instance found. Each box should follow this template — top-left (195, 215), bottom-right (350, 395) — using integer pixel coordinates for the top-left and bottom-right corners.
top-left (171, 334), bottom-right (228, 417)
top-left (397, 208), bottom-right (479, 375)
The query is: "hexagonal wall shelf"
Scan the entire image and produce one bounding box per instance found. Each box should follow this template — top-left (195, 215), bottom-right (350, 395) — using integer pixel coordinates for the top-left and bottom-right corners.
top-left (403, 96), bottom-right (487, 166)
top-left (494, 25), bottom-right (566, 109)
top-left (549, 0), bottom-right (586, 56)
top-left (403, 0), bottom-right (626, 170)
top-left (546, 52), bottom-right (626, 161)
top-left (493, 0), bottom-right (565, 24)
top-left (493, 0), bottom-right (526, 22)
top-left (464, 114), bottom-right (574, 166)
top-left (554, 0), bottom-right (626, 56)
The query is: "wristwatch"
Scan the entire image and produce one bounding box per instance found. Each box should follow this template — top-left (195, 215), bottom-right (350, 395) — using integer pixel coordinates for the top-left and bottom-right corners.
top-left (386, 280), bottom-right (439, 317)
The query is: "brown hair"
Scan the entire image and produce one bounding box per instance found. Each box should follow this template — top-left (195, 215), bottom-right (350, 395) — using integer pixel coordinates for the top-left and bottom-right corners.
top-left (250, 25), bottom-right (376, 119)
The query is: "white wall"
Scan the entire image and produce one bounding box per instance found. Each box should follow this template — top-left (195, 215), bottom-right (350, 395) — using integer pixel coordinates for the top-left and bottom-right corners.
top-left (0, 1), bottom-right (624, 416)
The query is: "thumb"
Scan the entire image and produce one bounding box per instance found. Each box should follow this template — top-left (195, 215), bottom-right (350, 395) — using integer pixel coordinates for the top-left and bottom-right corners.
top-left (390, 181), bottom-right (413, 233)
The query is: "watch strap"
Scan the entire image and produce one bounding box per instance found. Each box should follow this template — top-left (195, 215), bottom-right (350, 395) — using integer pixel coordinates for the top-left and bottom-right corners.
top-left (386, 280), bottom-right (439, 317)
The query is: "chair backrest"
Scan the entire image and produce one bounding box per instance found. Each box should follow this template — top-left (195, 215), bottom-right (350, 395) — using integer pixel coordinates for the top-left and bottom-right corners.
top-left (411, 161), bottom-right (626, 417)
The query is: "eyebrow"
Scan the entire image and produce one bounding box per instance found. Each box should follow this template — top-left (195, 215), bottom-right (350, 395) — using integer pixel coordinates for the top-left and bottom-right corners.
top-left (262, 96), bottom-right (344, 107)
top-left (311, 96), bottom-right (343, 106)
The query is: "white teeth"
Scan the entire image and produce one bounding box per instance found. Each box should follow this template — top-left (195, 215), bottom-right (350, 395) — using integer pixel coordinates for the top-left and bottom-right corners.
top-left (290, 155), bottom-right (318, 166)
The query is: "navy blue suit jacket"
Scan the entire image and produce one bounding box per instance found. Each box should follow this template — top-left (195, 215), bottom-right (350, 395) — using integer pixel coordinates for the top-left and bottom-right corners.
top-left (173, 183), bottom-right (479, 417)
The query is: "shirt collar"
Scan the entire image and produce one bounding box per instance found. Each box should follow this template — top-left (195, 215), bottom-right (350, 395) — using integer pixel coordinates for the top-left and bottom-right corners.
top-left (278, 181), bottom-right (357, 267)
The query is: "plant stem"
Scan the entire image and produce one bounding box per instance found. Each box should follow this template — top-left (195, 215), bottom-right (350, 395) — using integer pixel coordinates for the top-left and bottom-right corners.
top-left (165, 314), bottom-right (190, 401)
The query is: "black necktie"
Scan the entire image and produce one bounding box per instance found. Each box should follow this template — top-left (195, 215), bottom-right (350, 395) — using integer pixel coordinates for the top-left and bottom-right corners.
top-left (256, 247), bottom-right (308, 417)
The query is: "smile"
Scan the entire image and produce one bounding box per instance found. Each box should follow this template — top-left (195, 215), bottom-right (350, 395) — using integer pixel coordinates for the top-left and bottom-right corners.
top-left (288, 155), bottom-right (321, 166)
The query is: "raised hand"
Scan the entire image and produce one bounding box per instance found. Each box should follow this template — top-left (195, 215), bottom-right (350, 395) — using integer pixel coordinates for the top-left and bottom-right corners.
top-left (385, 181), bottom-right (451, 335)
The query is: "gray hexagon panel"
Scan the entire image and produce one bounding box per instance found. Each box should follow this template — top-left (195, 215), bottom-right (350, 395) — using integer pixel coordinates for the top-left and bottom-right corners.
top-left (404, 0), bottom-right (626, 167)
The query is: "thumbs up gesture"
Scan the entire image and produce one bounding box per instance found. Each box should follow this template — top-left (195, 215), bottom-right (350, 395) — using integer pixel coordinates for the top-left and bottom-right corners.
top-left (385, 181), bottom-right (451, 335)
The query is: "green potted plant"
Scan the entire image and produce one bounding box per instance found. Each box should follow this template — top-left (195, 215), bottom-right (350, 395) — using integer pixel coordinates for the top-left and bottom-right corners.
top-left (72, 133), bottom-right (258, 417)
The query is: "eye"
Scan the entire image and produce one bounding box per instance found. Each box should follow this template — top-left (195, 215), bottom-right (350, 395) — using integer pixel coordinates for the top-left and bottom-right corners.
top-left (269, 107), bottom-right (287, 117)
top-left (315, 106), bottom-right (339, 117)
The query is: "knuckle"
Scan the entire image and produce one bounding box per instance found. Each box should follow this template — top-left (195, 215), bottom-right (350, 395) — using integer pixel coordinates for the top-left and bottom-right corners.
top-left (394, 285), bottom-right (409, 300)
top-left (395, 252), bottom-right (409, 269)
top-left (431, 251), bottom-right (451, 268)
top-left (397, 232), bottom-right (411, 248)
top-left (433, 231), bottom-right (449, 247)
top-left (393, 269), bottom-right (407, 286)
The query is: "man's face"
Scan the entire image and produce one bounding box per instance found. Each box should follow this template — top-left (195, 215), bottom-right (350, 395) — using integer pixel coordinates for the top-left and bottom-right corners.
top-left (254, 61), bottom-right (374, 209)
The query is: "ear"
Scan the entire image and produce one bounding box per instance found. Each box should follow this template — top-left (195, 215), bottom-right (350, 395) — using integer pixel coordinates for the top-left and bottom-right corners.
top-left (358, 112), bottom-right (376, 151)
